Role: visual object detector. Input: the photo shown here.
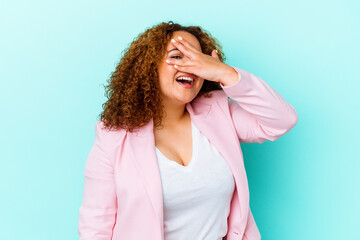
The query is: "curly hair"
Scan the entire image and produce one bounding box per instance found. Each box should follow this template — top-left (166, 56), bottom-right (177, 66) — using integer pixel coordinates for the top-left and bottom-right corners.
top-left (98, 21), bottom-right (226, 133)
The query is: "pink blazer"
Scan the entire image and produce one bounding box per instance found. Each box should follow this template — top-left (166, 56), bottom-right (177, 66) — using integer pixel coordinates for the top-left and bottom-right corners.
top-left (78, 66), bottom-right (298, 240)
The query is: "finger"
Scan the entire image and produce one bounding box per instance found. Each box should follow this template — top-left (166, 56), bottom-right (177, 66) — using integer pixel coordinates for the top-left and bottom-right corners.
top-left (170, 38), bottom-right (194, 59)
top-left (177, 36), bottom-right (202, 54)
top-left (211, 49), bottom-right (220, 60)
top-left (166, 58), bottom-right (186, 66)
top-left (173, 64), bottom-right (193, 73)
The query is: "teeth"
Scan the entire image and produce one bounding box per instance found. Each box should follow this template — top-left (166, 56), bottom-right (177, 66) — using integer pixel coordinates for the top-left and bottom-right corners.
top-left (176, 76), bottom-right (194, 82)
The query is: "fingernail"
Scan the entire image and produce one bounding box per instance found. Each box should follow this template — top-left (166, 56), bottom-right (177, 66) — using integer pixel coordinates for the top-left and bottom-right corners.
top-left (171, 39), bottom-right (176, 43)
top-left (215, 49), bottom-right (218, 54)
top-left (177, 36), bottom-right (183, 40)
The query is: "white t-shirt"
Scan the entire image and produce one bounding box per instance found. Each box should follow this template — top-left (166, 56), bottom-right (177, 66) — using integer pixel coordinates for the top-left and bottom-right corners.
top-left (155, 120), bottom-right (235, 240)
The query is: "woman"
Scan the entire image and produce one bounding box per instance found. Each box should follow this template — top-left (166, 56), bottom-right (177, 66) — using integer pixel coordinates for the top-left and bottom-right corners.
top-left (78, 21), bottom-right (298, 240)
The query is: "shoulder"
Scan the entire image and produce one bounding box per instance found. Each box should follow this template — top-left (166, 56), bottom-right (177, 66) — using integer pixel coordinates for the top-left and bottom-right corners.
top-left (95, 120), bottom-right (127, 138)
top-left (94, 120), bottom-right (127, 154)
top-left (195, 89), bottom-right (229, 106)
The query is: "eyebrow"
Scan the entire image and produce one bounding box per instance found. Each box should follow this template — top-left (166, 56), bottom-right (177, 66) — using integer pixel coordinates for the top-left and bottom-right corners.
top-left (167, 48), bottom-right (179, 53)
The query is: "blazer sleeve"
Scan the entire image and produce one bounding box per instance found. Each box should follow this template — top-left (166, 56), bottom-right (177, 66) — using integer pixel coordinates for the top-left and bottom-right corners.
top-left (243, 208), bottom-right (261, 240)
top-left (220, 66), bottom-right (298, 144)
top-left (78, 121), bottom-right (117, 240)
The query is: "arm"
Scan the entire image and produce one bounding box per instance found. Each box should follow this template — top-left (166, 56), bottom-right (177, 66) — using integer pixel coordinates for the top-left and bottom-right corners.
top-left (220, 66), bottom-right (298, 143)
top-left (78, 121), bottom-right (117, 240)
top-left (242, 208), bottom-right (261, 240)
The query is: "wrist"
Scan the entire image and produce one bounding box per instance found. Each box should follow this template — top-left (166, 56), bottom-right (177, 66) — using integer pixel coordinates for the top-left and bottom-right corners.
top-left (219, 65), bottom-right (239, 87)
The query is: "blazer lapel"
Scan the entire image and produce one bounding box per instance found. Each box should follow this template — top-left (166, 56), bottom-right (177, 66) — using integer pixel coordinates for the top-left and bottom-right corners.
top-left (127, 98), bottom-right (249, 237)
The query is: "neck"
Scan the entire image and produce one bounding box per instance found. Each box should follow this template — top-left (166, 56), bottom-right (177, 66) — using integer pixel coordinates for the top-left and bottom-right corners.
top-left (157, 99), bottom-right (188, 129)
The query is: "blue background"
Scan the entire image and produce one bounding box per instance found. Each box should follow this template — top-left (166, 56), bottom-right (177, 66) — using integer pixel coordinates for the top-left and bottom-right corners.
top-left (1, 0), bottom-right (359, 239)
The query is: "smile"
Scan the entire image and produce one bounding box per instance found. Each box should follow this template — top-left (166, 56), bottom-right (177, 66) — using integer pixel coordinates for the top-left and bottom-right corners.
top-left (176, 77), bottom-right (194, 88)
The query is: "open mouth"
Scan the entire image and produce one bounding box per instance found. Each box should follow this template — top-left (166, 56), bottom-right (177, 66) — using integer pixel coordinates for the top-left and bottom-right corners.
top-left (176, 76), bottom-right (194, 85)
